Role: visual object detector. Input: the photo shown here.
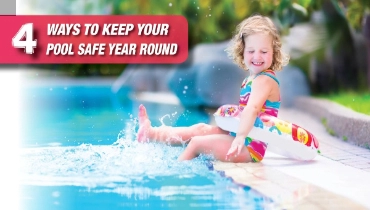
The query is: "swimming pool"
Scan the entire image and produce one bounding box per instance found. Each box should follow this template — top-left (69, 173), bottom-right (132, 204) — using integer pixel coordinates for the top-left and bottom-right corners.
top-left (20, 81), bottom-right (273, 209)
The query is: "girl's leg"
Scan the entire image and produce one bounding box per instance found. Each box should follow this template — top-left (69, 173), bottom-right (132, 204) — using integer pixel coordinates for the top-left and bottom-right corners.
top-left (137, 104), bottom-right (228, 145)
top-left (178, 134), bottom-right (252, 163)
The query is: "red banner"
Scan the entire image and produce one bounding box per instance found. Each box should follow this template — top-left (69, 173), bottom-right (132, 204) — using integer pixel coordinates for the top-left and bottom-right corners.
top-left (0, 15), bottom-right (188, 64)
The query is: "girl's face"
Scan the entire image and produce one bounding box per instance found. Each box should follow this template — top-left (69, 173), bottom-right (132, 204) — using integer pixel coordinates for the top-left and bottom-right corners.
top-left (243, 33), bottom-right (273, 75)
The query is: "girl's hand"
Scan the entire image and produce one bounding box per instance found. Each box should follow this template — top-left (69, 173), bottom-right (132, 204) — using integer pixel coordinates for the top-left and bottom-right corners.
top-left (226, 136), bottom-right (245, 160)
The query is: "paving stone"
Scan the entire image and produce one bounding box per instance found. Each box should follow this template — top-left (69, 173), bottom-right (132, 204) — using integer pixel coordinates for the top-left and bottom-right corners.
top-left (321, 154), bottom-right (357, 161)
top-left (358, 154), bottom-right (370, 158)
top-left (338, 157), bottom-right (369, 164)
top-left (347, 163), bottom-right (370, 169)
top-left (293, 201), bottom-right (325, 210)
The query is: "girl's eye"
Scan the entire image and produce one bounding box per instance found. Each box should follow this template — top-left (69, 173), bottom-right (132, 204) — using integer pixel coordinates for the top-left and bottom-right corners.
top-left (248, 51), bottom-right (254, 54)
top-left (262, 51), bottom-right (267, 54)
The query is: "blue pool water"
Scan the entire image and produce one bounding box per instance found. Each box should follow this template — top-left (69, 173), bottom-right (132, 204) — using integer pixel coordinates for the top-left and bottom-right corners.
top-left (20, 83), bottom-right (273, 209)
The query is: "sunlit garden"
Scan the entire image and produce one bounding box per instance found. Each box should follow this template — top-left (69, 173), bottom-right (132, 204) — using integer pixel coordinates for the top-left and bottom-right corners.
top-left (20, 1), bottom-right (369, 112)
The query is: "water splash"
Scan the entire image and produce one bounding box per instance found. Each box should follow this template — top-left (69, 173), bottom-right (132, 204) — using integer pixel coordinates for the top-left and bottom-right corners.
top-left (20, 117), bottom-right (213, 187)
top-left (21, 140), bottom-right (213, 187)
top-left (158, 111), bottom-right (178, 126)
top-left (20, 118), bottom-right (273, 209)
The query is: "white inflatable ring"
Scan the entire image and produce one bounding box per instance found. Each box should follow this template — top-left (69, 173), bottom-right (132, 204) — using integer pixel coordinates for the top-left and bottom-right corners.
top-left (214, 105), bottom-right (320, 161)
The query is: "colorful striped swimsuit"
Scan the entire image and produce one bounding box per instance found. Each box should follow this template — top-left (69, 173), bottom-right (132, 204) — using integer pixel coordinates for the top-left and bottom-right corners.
top-left (230, 70), bottom-right (280, 162)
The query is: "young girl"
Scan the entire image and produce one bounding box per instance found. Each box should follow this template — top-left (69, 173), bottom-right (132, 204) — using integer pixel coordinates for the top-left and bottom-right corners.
top-left (136, 15), bottom-right (289, 163)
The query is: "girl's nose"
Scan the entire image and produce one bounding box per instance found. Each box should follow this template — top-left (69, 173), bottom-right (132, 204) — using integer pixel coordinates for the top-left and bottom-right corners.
top-left (253, 53), bottom-right (262, 60)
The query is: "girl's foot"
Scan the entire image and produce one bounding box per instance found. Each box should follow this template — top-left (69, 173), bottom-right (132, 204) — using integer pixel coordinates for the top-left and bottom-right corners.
top-left (137, 104), bottom-right (153, 143)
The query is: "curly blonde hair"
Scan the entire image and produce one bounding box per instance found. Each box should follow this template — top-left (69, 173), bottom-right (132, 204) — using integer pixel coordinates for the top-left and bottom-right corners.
top-left (225, 15), bottom-right (289, 71)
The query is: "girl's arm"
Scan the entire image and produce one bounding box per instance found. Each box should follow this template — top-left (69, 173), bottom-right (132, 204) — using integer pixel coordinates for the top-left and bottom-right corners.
top-left (226, 75), bottom-right (275, 158)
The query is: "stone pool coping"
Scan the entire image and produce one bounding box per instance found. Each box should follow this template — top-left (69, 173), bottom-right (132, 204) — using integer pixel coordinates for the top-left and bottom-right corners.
top-left (294, 96), bottom-right (370, 149)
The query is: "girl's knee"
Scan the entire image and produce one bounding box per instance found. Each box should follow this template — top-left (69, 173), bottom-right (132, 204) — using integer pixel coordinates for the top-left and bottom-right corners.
top-left (192, 123), bottom-right (208, 130)
top-left (183, 136), bottom-right (201, 157)
top-left (192, 123), bottom-right (223, 135)
top-left (180, 136), bottom-right (206, 160)
top-left (187, 136), bottom-right (207, 152)
top-left (188, 136), bottom-right (202, 147)
top-left (190, 123), bottom-right (210, 135)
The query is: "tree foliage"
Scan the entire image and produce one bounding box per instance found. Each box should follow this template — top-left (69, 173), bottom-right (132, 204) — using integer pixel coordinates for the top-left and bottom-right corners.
top-left (27, 0), bottom-right (370, 79)
top-left (331, 0), bottom-right (370, 31)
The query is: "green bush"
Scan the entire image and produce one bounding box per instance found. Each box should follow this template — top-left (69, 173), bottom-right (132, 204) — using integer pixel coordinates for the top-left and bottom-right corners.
top-left (33, 0), bottom-right (370, 79)
top-left (111, 0), bottom-right (315, 47)
top-left (38, 0), bottom-right (315, 76)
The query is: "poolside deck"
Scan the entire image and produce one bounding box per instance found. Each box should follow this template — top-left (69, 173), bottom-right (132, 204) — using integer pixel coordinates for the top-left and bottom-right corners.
top-left (213, 108), bottom-right (370, 210)
top-left (137, 91), bottom-right (370, 209)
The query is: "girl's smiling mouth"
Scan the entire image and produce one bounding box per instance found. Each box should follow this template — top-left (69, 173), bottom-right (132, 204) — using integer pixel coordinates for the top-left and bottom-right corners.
top-left (252, 61), bottom-right (264, 66)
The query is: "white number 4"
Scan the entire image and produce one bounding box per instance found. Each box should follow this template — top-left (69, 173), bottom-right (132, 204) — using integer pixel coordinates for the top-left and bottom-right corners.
top-left (12, 23), bottom-right (37, 54)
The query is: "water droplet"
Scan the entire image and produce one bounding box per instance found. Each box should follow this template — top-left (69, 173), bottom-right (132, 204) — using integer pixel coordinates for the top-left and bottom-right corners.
top-left (169, 3), bottom-right (172, 7)
top-left (49, 88), bottom-right (53, 91)
top-left (183, 90), bottom-right (186, 94)
top-left (159, 114), bottom-right (171, 126)
top-left (197, 7), bottom-right (199, 9)
top-left (184, 86), bottom-right (188, 89)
